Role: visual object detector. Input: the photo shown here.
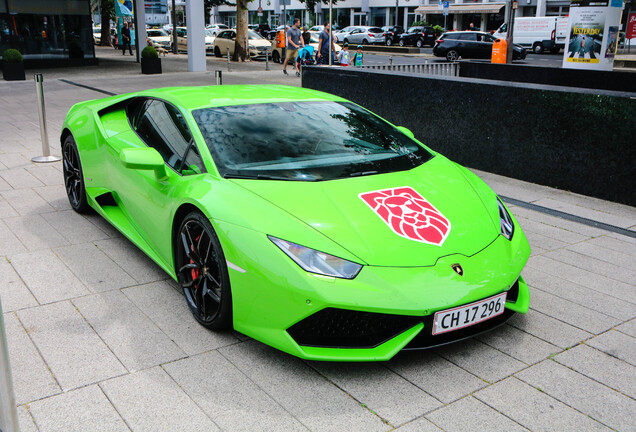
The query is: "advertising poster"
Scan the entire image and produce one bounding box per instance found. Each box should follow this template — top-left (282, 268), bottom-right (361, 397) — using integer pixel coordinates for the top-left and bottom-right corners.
top-left (562, 0), bottom-right (623, 70)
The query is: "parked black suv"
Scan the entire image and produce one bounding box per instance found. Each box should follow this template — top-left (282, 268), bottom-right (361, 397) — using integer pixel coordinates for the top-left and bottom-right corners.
top-left (398, 26), bottom-right (436, 47)
top-left (433, 31), bottom-right (527, 61)
top-left (381, 26), bottom-right (404, 46)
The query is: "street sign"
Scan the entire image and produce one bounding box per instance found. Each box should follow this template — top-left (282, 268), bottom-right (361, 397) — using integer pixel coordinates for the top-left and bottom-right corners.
top-left (443, 1), bottom-right (449, 8)
top-left (257, 6), bottom-right (263, 15)
top-left (512, 1), bottom-right (519, 9)
top-left (443, 9), bottom-right (448, 16)
top-left (438, 0), bottom-right (443, 10)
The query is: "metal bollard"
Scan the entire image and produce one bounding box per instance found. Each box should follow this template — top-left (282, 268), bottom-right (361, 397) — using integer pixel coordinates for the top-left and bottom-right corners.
top-left (389, 56), bottom-right (393, 66)
top-left (32, 74), bottom-right (61, 163)
top-left (0, 296), bottom-right (19, 432)
top-left (226, 47), bottom-right (231, 72)
top-left (215, 70), bottom-right (222, 85)
top-left (265, 47), bottom-right (270, 71)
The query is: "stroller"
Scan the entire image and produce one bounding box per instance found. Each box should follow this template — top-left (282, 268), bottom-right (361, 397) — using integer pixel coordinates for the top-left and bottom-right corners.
top-left (295, 46), bottom-right (315, 76)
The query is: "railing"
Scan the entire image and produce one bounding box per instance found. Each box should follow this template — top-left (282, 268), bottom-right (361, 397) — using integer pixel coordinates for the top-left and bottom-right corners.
top-left (358, 62), bottom-right (460, 76)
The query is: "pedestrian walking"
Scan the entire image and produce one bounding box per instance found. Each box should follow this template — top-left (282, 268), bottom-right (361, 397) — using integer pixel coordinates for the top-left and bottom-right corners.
top-left (338, 43), bottom-right (350, 66)
top-left (352, 45), bottom-right (364, 66)
top-left (121, 22), bottom-right (133, 55)
top-left (283, 18), bottom-right (304, 75)
top-left (317, 22), bottom-right (337, 65)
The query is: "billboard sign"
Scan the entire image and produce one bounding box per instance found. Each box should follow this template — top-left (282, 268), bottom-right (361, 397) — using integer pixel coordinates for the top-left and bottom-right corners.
top-left (562, 0), bottom-right (623, 70)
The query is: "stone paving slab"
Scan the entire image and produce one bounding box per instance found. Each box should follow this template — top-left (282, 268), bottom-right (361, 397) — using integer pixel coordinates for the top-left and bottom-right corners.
top-left (0, 63), bottom-right (634, 432)
top-left (516, 360), bottom-right (636, 431)
top-left (28, 385), bottom-right (129, 432)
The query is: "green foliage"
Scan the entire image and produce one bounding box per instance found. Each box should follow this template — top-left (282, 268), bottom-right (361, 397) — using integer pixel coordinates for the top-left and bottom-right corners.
top-left (2, 49), bottom-right (23, 63)
top-left (412, 20), bottom-right (430, 27)
top-left (297, 0), bottom-right (339, 15)
top-left (433, 25), bottom-right (444, 35)
top-left (142, 46), bottom-right (159, 59)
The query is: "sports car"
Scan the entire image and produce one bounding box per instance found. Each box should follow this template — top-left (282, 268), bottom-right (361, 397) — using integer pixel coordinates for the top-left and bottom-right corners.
top-left (61, 85), bottom-right (530, 361)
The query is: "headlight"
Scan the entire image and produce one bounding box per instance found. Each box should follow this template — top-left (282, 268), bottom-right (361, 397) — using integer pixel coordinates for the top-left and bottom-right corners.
top-left (249, 45), bottom-right (256, 50)
top-left (497, 197), bottom-right (514, 240)
top-left (268, 236), bottom-right (362, 279)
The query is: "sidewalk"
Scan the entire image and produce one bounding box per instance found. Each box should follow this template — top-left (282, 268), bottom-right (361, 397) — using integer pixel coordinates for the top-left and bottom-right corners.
top-left (0, 53), bottom-right (635, 432)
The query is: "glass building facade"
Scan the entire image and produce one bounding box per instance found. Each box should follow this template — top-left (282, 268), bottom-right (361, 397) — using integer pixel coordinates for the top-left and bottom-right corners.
top-left (0, 0), bottom-right (94, 63)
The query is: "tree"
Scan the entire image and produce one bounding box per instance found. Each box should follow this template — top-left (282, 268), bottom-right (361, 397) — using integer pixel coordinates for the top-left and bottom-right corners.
top-left (233, 0), bottom-right (250, 61)
top-left (98, 0), bottom-right (115, 47)
top-left (298, 0), bottom-right (339, 18)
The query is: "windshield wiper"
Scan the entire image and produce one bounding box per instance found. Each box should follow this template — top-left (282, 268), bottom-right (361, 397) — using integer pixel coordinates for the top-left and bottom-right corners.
top-left (224, 173), bottom-right (293, 181)
top-left (348, 170), bottom-right (378, 177)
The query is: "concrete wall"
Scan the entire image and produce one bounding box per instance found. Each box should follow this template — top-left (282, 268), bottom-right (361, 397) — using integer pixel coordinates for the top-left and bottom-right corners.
top-left (302, 66), bottom-right (636, 206)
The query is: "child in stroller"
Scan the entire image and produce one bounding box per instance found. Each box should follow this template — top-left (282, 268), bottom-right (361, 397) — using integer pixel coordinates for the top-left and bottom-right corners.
top-left (294, 45), bottom-right (315, 76)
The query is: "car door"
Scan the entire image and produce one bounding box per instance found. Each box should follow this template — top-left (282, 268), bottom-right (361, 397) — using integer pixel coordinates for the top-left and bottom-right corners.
top-left (177, 27), bottom-right (187, 51)
top-left (116, 98), bottom-right (207, 263)
top-left (475, 33), bottom-right (495, 58)
top-left (457, 33), bottom-right (477, 57)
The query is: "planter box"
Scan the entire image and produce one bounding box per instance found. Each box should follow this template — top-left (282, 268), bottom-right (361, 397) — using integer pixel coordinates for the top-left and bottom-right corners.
top-left (141, 57), bottom-right (162, 74)
top-left (2, 62), bottom-right (25, 81)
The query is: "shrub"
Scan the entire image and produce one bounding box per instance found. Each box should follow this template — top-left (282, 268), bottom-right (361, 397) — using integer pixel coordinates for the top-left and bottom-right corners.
top-left (2, 49), bottom-right (23, 63)
top-left (433, 25), bottom-right (444, 36)
top-left (412, 20), bottom-right (430, 27)
top-left (142, 46), bottom-right (158, 59)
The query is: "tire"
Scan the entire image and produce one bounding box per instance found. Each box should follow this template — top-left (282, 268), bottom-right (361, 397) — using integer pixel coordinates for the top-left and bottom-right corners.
top-left (386, 38), bottom-right (392, 46)
top-left (362, 39), bottom-right (369, 45)
top-left (176, 211), bottom-right (232, 330)
top-left (398, 39), bottom-right (405, 47)
top-left (344, 38), bottom-right (349, 44)
top-left (62, 134), bottom-right (90, 213)
top-left (416, 39), bottom-right (423, 48)
top-left (533, 42), bottom-right (544, 54)
top-left (446, 49), bottom-right (459, 61)
top-left (214, 46), bottom-right (221, 57)
top-left (272, 50), bottom-right (280, 64)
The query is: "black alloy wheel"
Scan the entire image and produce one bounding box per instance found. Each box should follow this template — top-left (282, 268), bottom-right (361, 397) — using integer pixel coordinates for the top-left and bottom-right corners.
top-left (176, 211), bottom-right (232, 330)
top-left (62, 134), bottom-right (90, 213)
top-left (533, 42), bottom-right (544, 54)
top-left (272, 50), bottom-right (281, 64)
top-left (446, 49), bottom-right (459, 61)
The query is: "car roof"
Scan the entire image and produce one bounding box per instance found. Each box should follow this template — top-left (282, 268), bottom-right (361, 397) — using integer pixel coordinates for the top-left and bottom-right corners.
top-left (131, 85), bottom-right (347, 111)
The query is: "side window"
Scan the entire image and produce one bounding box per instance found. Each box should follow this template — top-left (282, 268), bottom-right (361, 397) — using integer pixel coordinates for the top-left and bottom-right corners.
top-left (459, 33), bottom-right (477, 41)
top-left (134, 100), bottom-right (205, 175)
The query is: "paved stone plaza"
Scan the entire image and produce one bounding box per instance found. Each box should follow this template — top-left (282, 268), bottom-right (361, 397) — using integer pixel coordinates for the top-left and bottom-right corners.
top-left (0, 52), bottom-right (635, 431)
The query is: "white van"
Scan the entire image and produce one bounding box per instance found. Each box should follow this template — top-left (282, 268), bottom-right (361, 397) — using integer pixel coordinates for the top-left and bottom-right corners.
top-left (493, 17), bottom-right (568, 54)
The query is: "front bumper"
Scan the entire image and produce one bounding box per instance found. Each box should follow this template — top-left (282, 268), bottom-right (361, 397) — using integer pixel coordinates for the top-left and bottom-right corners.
top-left (219, 220), bottom-right (530, 361)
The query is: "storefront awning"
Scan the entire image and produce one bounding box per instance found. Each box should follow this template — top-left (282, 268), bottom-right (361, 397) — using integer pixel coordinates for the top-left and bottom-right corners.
top-left (415, 3), bottom-right (506, 14)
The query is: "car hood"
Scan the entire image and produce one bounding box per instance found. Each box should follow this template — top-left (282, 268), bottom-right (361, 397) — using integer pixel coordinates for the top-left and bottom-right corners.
top-left (249, 39), bottom-right (271, 47)
top-left (229, 156), bottom-right (499, 266)
top-left (149, 36), bottom-right (171, 42)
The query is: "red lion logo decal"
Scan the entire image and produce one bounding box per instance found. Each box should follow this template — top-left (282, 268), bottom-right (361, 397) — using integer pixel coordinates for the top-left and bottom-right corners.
top-left (359, 187), bottom-right (451, 246)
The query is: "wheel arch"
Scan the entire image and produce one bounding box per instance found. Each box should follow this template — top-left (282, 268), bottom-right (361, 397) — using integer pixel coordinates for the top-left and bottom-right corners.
top-left (60, 128), bottom-right (72, 149)
top-left (171, 202), bottom-right (205, 266)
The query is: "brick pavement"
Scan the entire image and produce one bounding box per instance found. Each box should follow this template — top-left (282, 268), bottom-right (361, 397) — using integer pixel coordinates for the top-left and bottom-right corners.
top-left (0, 51), bottom-right (635, 431)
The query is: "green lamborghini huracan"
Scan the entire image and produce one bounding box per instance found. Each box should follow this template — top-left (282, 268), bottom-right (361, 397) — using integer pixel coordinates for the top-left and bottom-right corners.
top-left (61, 85), bottom-right (530, 361)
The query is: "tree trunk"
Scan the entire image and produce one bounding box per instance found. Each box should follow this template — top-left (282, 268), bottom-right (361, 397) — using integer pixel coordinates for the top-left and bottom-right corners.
top-left (100, 0), bottom-right (112, 46)
top-left (233, 0), bottom-right (250, 61)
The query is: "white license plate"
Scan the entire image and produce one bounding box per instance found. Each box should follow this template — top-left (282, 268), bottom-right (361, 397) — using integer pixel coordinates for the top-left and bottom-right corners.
top-left (432, 293), bottom-right (507, 335)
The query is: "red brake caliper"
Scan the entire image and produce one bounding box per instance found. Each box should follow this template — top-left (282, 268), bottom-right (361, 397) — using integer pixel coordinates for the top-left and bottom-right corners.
top-left (190, 235), bottom-right (201, 281)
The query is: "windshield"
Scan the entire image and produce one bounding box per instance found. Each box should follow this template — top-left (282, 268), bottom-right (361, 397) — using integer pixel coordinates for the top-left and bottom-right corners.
top-left (148, 30), bottom-right (168, 37)
top-left (205, 29), bottom-right (215, 36)
top-left (310, 34), bottom-right (320, 43)
top-left (248, 30), bottom-right (264, 39)
top-left (407, 27), bottom-right (421, 33)
top-left (193, 101), bottom-right (432, 181)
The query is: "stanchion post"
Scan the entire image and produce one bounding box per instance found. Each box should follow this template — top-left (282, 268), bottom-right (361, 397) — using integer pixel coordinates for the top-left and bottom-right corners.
top-left (0, 296), bottom-right (19, 432)
top-left (227, 47), bottom-right (231, 72)
top-left (265, 47), bottom-right (270, 71)
top-left (32, 74), bottom-right (61, 164)
top-left (215, 70), bottom-right (222, 85)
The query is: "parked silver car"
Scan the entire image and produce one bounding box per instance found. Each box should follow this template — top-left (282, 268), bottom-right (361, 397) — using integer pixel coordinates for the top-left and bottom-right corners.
top-left (338, 26), bottom-right (385, 45)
